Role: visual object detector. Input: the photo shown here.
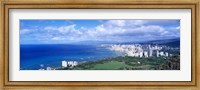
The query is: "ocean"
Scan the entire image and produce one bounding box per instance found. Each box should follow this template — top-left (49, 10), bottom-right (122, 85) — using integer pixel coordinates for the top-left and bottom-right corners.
top-left (20, 44), bottom-right (124, 70)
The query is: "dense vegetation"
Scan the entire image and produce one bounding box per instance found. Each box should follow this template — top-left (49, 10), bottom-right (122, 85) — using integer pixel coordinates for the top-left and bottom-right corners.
top-left (57, 55), bottom-right (180, 70)
top-left (155, 55), bottom-right (180, 70)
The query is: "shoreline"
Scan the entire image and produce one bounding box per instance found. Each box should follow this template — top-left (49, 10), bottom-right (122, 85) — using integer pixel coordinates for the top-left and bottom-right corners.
top-left (20, 43), bottom-right (180, 70)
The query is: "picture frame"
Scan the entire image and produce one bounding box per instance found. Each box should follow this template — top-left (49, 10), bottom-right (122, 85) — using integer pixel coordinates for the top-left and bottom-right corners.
top-left (0, 0), bottom-right (199, 90)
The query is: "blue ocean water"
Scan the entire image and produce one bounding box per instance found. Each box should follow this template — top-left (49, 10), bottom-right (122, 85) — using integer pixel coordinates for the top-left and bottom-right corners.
top-left (20, 44), bottom-right (124, 70)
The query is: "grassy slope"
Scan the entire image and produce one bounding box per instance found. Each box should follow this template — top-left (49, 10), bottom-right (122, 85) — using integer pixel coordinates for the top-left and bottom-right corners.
top-left (57, 55), bottom-right (181, 70)
top-left (90, 61), bottom-right (129, 70)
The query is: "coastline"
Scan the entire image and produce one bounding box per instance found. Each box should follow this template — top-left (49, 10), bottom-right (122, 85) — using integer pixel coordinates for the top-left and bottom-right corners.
top-left (20, 42), bottom-right (180, 70)
top-left (20, 44), bottom-right (125, 70)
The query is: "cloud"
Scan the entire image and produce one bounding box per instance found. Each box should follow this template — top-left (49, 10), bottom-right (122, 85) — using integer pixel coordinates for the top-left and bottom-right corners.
top-left (20, 20), bottom-right (180, 44)
top-left (81, 20), bottom-right (179, 42)
top-left (20, 29), bottom-right (31, 34)
top-left (176, 26), bottom-right (180, 29)
top-left (52, 37), bottom-right (62, 40)
top-left (44, 24), bottom-right (82, 35)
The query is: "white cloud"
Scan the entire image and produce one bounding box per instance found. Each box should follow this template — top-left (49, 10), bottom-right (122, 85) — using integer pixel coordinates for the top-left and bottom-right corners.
top-left (44, 24), bottom-right (82, 35)
top-left (20, 29), bottom-right (31, 34)
top-left (176, 26), bottom-right (180, 29)
top-left (80, 20), bottom-right (179, 42)
top-left (57, 24), bottom-right (76, 33)
top-left (52, 37), bottom-right (62, 40)
top-left (21, 20), bottom-right (180, 43)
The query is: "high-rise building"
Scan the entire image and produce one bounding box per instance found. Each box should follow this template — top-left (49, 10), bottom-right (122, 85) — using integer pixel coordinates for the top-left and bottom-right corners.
top-left (135, 53), bottom-right (139, 57)
top-left (127, 51), bottom-right (135, 57)
top-left (46, 67), bottom-right (51, 70)
top-left (67, 61), bottom-right (78, 67)
top-left (156, 50), bottom-right (159, 57)
top-left (160, 52), bottom-right (164, 56)
top-left (155, 45), bottom-right (158, 50)
top-left (73, 61), bottom-right (78, 66)
top-left (149, 49), bottom-right (153, 57)
top-left (144, 51), bottom-right (148, 58)
top-left (67, 61), bottom-right (73, 66)
top-left (139, 52), bottom-right (143, 58)
top-left (165, 52), bottom-right (169, 57)
top-left (62, 61), bottom-right (67, 67)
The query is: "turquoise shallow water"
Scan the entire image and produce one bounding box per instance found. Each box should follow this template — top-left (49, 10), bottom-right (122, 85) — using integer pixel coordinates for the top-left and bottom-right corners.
top-left (20, 44), bottom-right (124, 70)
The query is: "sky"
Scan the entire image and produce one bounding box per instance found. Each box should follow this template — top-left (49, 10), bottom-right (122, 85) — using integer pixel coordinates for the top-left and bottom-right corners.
top-left (20, 20), bottom-right (180, 44)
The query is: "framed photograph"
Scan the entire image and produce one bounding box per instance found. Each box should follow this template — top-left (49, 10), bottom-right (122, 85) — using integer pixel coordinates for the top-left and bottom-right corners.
top-left (1, 0), bottom-right (199, 89)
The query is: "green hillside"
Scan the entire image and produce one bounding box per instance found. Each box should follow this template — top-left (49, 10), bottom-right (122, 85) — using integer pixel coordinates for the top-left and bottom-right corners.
top-left (57, 55), bottom-right (180, 70)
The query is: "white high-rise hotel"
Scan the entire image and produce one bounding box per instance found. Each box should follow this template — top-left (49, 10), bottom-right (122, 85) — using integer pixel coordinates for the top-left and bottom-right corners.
top-left (62, 61), bottom-right (68, 67)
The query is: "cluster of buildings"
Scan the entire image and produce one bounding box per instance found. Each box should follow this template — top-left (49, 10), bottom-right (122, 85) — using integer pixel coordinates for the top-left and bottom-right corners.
top-left (62, 61), bottom-right (78, 67)
top-left (38, 61), bottom-right (78, 70)
top-left (104, 44), bottom-right (170, 58)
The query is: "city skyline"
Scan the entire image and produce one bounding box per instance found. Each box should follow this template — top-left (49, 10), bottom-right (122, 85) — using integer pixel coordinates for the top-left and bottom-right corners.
top-left (20, 20), bottom-right (180, 44)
